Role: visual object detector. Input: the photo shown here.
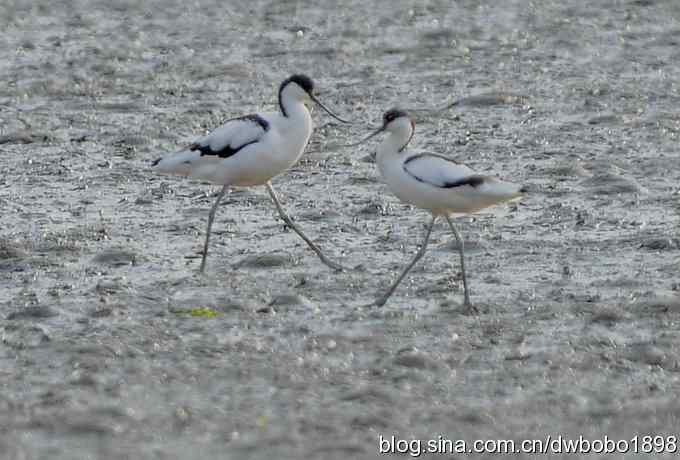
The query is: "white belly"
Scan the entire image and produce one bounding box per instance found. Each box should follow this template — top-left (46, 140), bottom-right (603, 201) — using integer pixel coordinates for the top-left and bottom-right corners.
top-left (193, 134), bottom-right (306, 186)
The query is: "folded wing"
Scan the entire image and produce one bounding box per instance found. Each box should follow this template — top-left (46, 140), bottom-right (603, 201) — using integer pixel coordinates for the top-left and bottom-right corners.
top-left (191, 114), bottom-right (270, 158)
top-left (403, 153), bottom-right (480, 188)
top-left (151, 114), bottom-right (270, 175)
top-left (403, 153), bottom-right (525, 201)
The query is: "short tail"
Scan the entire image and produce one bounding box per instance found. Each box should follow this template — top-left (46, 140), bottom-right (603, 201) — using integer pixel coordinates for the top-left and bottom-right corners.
top-left (480, 179), bottom-right (528, 202)
top-left (508, 184), bottom-right (529, 201)
top-left (150, 149), bottom-right (200, 176)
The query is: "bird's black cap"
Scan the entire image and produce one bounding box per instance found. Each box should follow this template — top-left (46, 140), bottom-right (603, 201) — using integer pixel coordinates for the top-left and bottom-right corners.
top-left (281, 74), bottom-right (315, 94)
top-left (383, 108), bottom-right (410, 125)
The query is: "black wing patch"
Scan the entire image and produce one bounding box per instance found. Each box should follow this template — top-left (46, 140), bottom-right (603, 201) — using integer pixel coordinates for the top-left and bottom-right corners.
top-left (403, 154), bottom-right (485, 189)
top-left (191, 114), bottom-right (270, 159)
top-left (441, 175), bottom-right (485, 188)
top-left (190, 141), bottom-right (258, 159)
top-left (236, 114), bottom-right (270, 131)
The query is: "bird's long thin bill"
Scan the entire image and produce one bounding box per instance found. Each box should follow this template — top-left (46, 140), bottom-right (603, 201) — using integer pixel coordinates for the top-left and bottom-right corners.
top-left (346, 126), bottom-right (385, 147)
top-left (310, 94), bottom-right (350, 124)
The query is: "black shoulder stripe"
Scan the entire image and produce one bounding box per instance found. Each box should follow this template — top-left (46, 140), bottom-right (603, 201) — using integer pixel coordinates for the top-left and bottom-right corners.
top-left (236, 114), bottom-right (269, 131)
top-left (442, 175), bottom-right (485, 188)
top-left (403, 154), bottom-right (484, 188)
top-left (190, 114), bottom-right (268, 159)
top-left (191, 139), bottom-right (259, 159)
top-left (403, 154), bottom-right (421, 166)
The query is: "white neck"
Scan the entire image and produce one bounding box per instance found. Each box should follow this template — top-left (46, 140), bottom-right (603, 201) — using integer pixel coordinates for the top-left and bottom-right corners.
top-left (282, 98), bottom-right (310, 122)
top-left (378, 125), bottom-right (412, 157)
top-left (282, 91), bottom-right (311, 131)
top-left (277, 91), bottom-right (313, 158)
top-left (279, 86), bottom-right (305, 116)
top-left (376, 124), bottom-right (413, 177)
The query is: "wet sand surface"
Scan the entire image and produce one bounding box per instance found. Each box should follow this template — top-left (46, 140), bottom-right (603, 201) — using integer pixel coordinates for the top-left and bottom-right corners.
top-left (2, 0), bottom-right (680, 458)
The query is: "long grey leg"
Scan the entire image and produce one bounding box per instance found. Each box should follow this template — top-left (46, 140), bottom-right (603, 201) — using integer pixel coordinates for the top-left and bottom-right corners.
top-left (444, 215), bottom-right (474, 312)
top-left (265, 182), bottom-right (344, 271)
top-left (200, 185), bottom-right (228, 273)
top-left (374, 215), bottom-right (437, 307)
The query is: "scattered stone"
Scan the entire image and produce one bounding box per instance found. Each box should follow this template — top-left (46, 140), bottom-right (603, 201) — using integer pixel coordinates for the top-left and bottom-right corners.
top-left (358, 202), bottom-right (391, 216)
top-left (63, 417), bottom-right (117, 436)
top-left (587, 113), bottom-right (621, 125)
top-left (627, 344), bottom-right (668, 366)
top-left (340, 386), bottom-right (396, 404)
top-left (347, 175), bottom-right (379, 185)
top-left (639, 237), bottom-right (677, 251)
top-left (0, 130), bottom-right (49, 144)
top-left (95, 280), bottom-right (125, 294)
top-left (392, 350), bottom-right (440, 370)
top-left (174, 406), bottom-right (192, 428)
top-left (360, 153), bottom-right (376, 163)
top-left (636, 294), bottom-right (680, 313)
top-left (115, 135), bottom-right (148, 146)
top-left (256, 305), bottom-right (274, 314)
top-left (589, 305), bottom-right (629, 325)
top-left (580, 173), bottom-right (645, 195)
top-left (0, 240), bottom-right (28, 260)
top-left (350, 411), bottom-right (391, 429)
top-left (505, 346), bottom-right (531, 361)
top-left (1, 324), bottom-right (50, 349)
top-left (92, 248), bottom-right (139, 267)
top-left (234, 253), bottom-right (291, 269)
top-left (7, 305), bottom-right (58, 320)
top-left (221, 298), bottom-right (260, 313)
top-left (455, 410), bottom-right (495, 425)
top-left (268, 293), bottom-right (314, 311)
top-left (69, 129), bottom-right (97, 142)
top-left (89, 307), bottom-right (113, 318)
top-left (547, 161), bottom-right (591, 178)
top-left (446, 92), bottom-right (529, 108)
top-left (69, 370), bottom-right (98, 387)
top-left (99, 102), bottom-right (142, 112)
top-left (298, 209), bottom-right (341, 221)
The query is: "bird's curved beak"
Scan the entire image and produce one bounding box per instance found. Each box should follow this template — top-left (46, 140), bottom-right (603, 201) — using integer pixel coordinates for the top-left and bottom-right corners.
top-left (309, 93), bottom-right (351, 124)
top-left (346, 125), bottom-right (386, 147)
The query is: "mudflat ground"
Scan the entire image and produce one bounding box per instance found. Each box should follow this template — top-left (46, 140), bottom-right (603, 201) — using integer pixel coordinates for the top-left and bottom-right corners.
top-left (1, 0), bottom-right (680, 458)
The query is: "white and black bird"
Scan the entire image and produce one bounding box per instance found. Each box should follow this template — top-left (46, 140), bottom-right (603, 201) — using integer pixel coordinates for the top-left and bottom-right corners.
top-left (152, 75), bottom-right (350, 273)
top-left (354, 109), bottom-right (527, 311)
